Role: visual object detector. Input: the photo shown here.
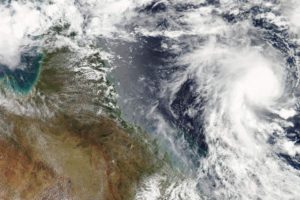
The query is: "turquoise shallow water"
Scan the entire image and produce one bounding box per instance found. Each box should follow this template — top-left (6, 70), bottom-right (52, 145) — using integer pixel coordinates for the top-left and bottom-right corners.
top-left (0, 52), bottom-right (43, 94)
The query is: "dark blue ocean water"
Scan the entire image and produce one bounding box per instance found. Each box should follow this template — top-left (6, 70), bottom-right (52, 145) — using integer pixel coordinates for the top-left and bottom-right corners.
top-left (107, 0), bottom-right (300, 171)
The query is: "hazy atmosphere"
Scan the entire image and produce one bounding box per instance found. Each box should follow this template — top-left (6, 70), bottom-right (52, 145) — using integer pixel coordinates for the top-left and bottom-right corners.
top-left (0, 0), bottom-right (300, 199)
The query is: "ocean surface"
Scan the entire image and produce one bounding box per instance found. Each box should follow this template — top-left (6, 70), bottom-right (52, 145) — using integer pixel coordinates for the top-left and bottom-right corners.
top-left (2, 0), bottom-right (300, 199)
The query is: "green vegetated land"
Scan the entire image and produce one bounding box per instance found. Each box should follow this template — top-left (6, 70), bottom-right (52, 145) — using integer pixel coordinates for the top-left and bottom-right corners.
top-left (0, 48), bottom-right (163, 200)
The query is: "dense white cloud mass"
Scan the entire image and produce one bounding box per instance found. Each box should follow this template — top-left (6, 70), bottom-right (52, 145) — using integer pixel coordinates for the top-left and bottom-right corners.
top-left (184, 43), bottom-right (299, 199)
top-left (0, 0), bottom-right (152, 68)
top-left (0, 1), bottom-right (81, 68)
top-left (130, 1), bottom-right (300, 200)
top-left (2, 0), bottom-right (300, 200)
top-left (0, 2), bottom-right (43, 68)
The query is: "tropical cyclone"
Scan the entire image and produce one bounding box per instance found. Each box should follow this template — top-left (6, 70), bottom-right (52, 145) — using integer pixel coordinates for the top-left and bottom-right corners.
top-left (2, 0), bottom-right (300, 200)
